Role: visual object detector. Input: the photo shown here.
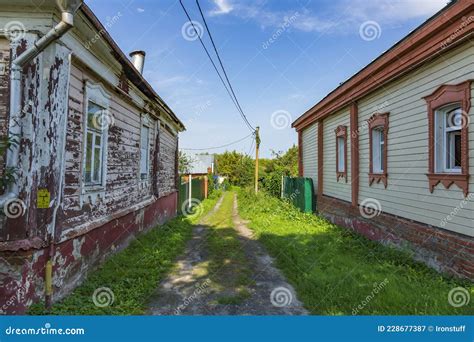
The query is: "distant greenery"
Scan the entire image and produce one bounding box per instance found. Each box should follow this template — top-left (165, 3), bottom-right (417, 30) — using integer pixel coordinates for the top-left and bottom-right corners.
top-left (215, 145), bottom-right (298, 197)
top-left (29, 194), bottom-right (221, 315)
top-left (259, 145), bottom-right (298, 197)
top-left (215, 151), bottom-right (254, 187)
top-left (178, 150), bottom-right (194, 175)
top-left (237, 188), bottom-right (473, 315)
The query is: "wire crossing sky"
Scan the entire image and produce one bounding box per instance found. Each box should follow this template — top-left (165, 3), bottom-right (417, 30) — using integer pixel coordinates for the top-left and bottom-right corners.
top-left (86, 0), bottom-right (447, 157)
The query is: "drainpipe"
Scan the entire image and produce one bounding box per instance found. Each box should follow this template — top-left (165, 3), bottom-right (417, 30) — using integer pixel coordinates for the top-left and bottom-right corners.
top-left (0, 0), bottom-right (84, 310)
top-left (0, 3), bottom-right (82, 209)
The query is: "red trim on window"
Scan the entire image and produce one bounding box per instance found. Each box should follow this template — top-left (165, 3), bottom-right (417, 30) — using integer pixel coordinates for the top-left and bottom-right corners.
top-left (350, 103), bottom-right (359, 207)
top-left (335, 125), bottom-right (348, 182)
top-left (424, 80), bottom-right (471, 197)
top-left (368, 112), bottom-right (389, 188)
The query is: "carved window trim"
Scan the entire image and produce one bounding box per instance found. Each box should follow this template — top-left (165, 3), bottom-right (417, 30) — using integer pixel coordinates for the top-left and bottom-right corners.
top-left (335, 125), bottom-right (347, 182)
top-left (368, 112), bottom-right (389, 188)
top-left (424, 81), bottom-right (471, 197)
top-left (80, 81), bottom-right (111, 206)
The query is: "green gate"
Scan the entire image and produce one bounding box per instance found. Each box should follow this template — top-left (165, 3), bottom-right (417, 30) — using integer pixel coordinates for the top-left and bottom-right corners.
top-left (178, 177), bottom-right (206, 214)
top-left (282, 177), bottom-right (315, 213)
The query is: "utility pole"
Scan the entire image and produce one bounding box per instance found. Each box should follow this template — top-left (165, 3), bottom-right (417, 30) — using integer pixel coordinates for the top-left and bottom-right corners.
top-left (254, 127), bottom-right (260, 194)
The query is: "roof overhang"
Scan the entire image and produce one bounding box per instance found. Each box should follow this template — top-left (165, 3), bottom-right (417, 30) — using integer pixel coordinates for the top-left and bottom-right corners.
top-left (79, 4), bottom-right (185, 131)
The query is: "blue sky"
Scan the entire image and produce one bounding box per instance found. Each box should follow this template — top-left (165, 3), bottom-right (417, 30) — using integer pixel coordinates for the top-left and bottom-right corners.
top-left (86, 0), bottom-right (448, 158)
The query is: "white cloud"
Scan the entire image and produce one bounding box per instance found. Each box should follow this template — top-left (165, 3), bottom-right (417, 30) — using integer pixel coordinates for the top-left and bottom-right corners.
top-left (210, 0), bottom-right (234, 16)
top-left (136, 7), bottom-right (145, 13)
top-left (206, 0), bottom-right (448, 34)
top-left (343, 0), bottom-right (449, 22)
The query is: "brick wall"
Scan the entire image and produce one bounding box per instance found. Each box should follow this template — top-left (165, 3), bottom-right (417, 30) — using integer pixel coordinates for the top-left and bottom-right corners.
top-left (318, 195), bottom-right (474, 281)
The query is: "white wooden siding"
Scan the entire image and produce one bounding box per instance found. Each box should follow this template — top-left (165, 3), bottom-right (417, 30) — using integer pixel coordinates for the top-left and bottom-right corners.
top-left (302, 122), bottom-right (318, 192)
top-left (323, 108), bottom-right (351, 202)
top-left (357, 42), bottom-right (474, 237)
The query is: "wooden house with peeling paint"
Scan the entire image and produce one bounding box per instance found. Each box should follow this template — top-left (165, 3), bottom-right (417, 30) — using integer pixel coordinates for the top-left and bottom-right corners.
top-left (0, 0), bottom-right (185, 313)
top-left (293, 0), bottom-right (473, 280)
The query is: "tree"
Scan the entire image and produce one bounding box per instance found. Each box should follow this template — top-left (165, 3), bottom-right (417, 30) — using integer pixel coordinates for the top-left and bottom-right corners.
top-left (178, 151), bottom-right (194, 174)
top-left (260, 145), bottom-right (298, 197)
top-left (215, 151), bottom-right (254, 187)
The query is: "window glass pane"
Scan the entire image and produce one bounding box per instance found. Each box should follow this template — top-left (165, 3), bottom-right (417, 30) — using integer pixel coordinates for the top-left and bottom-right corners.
top-left (337, 137), bottom-right (345, 172)
top-left (446, 107), bottom-right (462, 129)
top-left (454, 133), bottom-right (461, 168)
top-left (140, 125), bottom-right (150, 178)
top-left (85, 132), bottom-right (93, 183)
top-left (94, 146), bottom-right (101, 182)
top-left (380, 132), bottom-right (384, 172)
top-left (87, 102), bottom-right (104, 130)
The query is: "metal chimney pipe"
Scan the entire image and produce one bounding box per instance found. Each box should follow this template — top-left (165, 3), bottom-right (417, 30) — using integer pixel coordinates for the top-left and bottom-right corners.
top-left (129, 50), bottom-right (146, 74)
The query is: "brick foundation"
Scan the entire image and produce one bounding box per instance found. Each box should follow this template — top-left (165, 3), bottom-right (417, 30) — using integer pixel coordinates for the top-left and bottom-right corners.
top-left (0, 192), bottom-right (177, 314)
top-left (318, 195), bottom-right (474, 281)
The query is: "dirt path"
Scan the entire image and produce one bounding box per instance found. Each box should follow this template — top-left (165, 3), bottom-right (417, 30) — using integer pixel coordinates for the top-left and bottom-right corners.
top-left (148, 192), bottom-right (307, 315)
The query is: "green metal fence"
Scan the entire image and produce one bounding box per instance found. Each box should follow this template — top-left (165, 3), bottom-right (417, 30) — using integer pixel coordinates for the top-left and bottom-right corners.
top-left (178, 177), bottom-right (206, 214)
top-left (281, 177), bottom-right (315, 213)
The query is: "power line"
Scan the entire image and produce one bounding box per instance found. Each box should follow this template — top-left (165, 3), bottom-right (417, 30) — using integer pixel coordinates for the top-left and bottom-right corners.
top-left (195, 0), bottom-right (255, 132)
top-left (179, 0), bottom-right (255, 133)
top-left (180, 132), bottom-right (253, 151)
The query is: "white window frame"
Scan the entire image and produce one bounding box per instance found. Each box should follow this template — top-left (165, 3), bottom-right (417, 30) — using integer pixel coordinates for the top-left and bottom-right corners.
top-left (140, 114), bottom-right (152, 180)
top-left (81, 82), bottom-right (110, 201)
top-left (337, 136), bottom-right (345, 173)
top-left (372, 127), bottom-right (384, 173)
top-left (434, 104), bottom-right (462, 174)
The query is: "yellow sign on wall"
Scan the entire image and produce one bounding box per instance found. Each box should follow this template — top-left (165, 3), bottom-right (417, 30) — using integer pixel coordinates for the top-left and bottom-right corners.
top-left (37, 189), bottom-right (50, 209)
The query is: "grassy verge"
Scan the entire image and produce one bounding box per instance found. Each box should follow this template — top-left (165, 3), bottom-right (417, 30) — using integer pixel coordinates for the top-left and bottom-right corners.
top-left (237, 188), bottom-right (473, 315)
top-left (204, 191), bottom-right (252, 305)
top-left (29, 193), bottom-right (221, 315)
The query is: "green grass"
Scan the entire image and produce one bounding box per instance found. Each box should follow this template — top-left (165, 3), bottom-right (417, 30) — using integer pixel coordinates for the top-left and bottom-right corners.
top-left (204, 191), bottom-right (252, 305)
top-left (237, 188), bottom-right (474, 315)
top-left (29, 193), bottom-right (221, 315)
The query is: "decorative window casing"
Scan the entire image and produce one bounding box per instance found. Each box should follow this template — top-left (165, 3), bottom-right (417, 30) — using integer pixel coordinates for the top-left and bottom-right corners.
top-left (335, 125), bottom-right (347, 182)
top-left (140, 114), bottom-right (152, 180)
top-left (424, 81), bottom-right (471, 197)
top-left (81, 82), bottom-right (110, 204)
top-left (368, 113), bottom-right (389, 188)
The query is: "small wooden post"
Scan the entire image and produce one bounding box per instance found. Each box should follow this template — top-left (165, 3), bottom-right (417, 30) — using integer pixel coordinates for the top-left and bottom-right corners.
top-left (255, 127), bottom-right (260, 194)
top-left (188, 174), bottom-right (192, 209)
top-left (204, 175), bottom-right (208, 199)
top-left (281, 175), bottom-right (284, 199)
